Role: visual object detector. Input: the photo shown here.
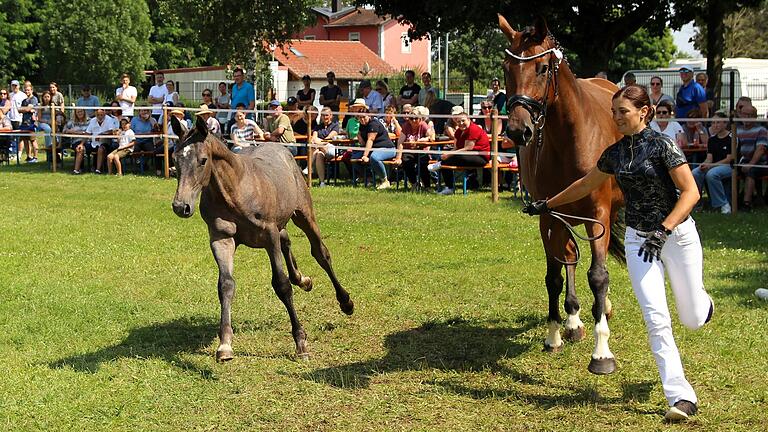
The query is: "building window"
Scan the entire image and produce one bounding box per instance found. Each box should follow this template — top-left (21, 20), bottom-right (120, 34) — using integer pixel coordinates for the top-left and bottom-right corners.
top-left (304, 35), bottom-right (316, 40)
top-left (349, 32), bottom-right (360, 42)
top-left (401, 33), bottom-right (411, 54)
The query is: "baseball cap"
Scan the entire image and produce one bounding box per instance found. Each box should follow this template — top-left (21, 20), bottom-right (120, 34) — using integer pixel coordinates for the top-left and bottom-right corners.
top-left (451, 106), bottom-right (465, 115)
top-left (286, 96), bottom-right (298, 105)
top-left (10, 80), bottom-right (20, 86)
top-left (268, 100), bottom-right (281, 107)
top-left (678, 66), bottom-right (693, 73)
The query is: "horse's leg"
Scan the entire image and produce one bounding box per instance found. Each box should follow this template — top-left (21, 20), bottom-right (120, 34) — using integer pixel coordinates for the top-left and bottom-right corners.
top-left (292, 210), bottom-right (354, 315)
top-left (266, 227), bottom-right (309, 359)
top-left (279, 228), bottom-right (313, 292)
top-left (211, 236), bottom-right (237, 362)
top-left (563, 261), bottom-right (586, 342)
top-left (585, 219), bottom-right (616, 375)
top-left (542, 220), bottom-right (569, 352)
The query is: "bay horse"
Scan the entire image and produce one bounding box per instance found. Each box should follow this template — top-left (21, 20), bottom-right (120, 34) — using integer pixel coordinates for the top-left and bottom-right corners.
top-left (499, 15), bottom-right (625, 374)
top-left (170, 115), bottom-right (354, 362)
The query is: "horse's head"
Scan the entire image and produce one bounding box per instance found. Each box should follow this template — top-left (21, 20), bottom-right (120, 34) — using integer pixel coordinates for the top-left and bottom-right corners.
top-left (498, 15), bottom-right (564, 147)
top-left (172, 115), bottom-right (213, 218)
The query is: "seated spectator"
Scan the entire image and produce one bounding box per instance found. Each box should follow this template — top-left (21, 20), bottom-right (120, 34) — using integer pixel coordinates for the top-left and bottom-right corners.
top-left (230, 109), bottom-right (264, 152)
top-left (736, 105), bottom-right (768, 211)
top-left (297, 75), bottom-right (316, 109)
top-left (649, 76), bottom-right (674, 107)
top-left (224, 103), bottom-right (247, 139)
top-left (691, 112), bottom-right (734, 214)
top-left (201, 88), bottom-right (216, 110)
top-left (18, 83), bottom-right (39, 163)
top-left (0, 109), bottom-right (12, 162)
top-left (429, 110), bottom-right (490, 195)
top-left (0, 88), bottom-right (12, 117)
top-left (353, 107), bottom-right (396, 189)
top-left (340, 98), bottom-right (367, 176)
top-left (76, 85), bottom-right (100, 118)
top-left (376, 80), bottom-right (395, 110)
top-left (109, 100), bottom-right (123, 125)
top-left (443, 106), bottom-right (464, 140)
top-left (489, 78), bottom-right (507, 113)
top-left (683, 108), bottom-right (709, 147)
top-left (82, 108), bottom-right (119, 174)
top-left (63, 108), bottom-right (90, 172)
top-left (310, 106), bottom-right (341, 187)
top-left (395, 105), bottom-right (434, 188)
top-left (285, 96), bottom-right (302, 126)
top-left (106, 118), bottom-right (135, 176)
top-left (292, 105), bottom-right (318, 136)
top-left (266, 99), bottom-right (297, 156)
top-left (49, 82), bottom-right (65, 125)
top-left (650, 100), bottom-right (685, 145)
top-left (215, 82), bottom-right (231, 125)
top-left (130, 108), bottom-right (159, 153)
top-left (381, 105), bottom-right (402, 137)
top-left (37, 91), bottom-right (56, 152)
top-left (164, 80), bottom-right (180, 106)
top-left (196, 105), bottom-right (221, 137)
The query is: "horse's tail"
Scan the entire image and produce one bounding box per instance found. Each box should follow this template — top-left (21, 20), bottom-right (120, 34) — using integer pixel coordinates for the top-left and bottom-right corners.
top-left (608, 208), bottom-right (626, 265)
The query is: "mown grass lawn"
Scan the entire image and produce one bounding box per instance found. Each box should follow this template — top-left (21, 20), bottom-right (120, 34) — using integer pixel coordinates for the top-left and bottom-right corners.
top-left (0, 162), bottom-right (766, 431)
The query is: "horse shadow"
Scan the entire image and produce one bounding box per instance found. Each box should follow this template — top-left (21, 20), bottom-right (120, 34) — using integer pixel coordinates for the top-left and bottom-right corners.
top-left (48, 316), bottom-right (219, 379)
top-left (303, 315), bottom-right (541, 389)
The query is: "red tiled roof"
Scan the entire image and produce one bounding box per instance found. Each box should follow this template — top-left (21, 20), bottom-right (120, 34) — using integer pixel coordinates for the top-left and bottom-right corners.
top-left (324, 8), bottom-right (390, 28)
top-left (272, 40), bottom-right (396, 80)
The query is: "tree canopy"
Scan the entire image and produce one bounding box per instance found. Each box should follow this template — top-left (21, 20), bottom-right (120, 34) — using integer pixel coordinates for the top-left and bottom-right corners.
top-left (0, 0), bottom-right (45, 85)
top-left (692, 0), bottom-right (768, 58)
top-left (147, 0), bottom-right (213, 70)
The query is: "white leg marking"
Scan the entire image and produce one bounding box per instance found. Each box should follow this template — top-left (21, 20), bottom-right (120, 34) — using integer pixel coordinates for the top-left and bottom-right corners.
top-left (545, 321), bottom-right (563, 348)
top-left (591, 315), bottom-right (614, 360)
top-left (217, 343), bottom-right (232, 352)
top-left (564, 312), bottom-right (584, 331)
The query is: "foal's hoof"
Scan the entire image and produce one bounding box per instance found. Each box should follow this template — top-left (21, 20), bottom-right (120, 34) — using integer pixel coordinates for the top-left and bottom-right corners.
top-left (299, 276), bottom-right (313, 292)
top-left (543, 342), bottom-right (563, 353)
top-left (588, 357), bottom-right (616, 375)
top-left (216, 345), bottom-right (234, 362)
top-left (564, 326), bottom-right (586, 342)
top-left (340, 299), bottom-right (354, 315)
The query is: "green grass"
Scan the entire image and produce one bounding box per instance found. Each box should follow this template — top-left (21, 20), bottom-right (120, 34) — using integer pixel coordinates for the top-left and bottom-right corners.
top-left (1, 161), bottom-right (767, 431)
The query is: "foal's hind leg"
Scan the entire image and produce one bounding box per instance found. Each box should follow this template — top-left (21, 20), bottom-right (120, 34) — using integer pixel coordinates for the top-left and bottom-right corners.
top-left (211, 236), bottom-right (237, 362)
top-left (279, 229), bottom-right (313, 292)
top-left (266, 227), bottom-right (309, 359)
top-left (292, 210), bottom-right (354, 315)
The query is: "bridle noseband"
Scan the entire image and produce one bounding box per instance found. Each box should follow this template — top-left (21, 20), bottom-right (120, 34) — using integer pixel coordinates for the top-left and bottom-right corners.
top-left (504, 46), bottom-right (563, 131)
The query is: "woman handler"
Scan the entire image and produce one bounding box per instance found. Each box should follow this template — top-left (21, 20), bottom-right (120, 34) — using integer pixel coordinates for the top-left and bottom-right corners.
top-left (525, 84), bottom-right (714, 422)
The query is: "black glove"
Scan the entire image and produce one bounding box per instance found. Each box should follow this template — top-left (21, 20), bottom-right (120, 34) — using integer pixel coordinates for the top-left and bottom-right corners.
top-left (638, 228), bottom-right (669, 263)
top-left (523, 200), bottom-right (549, 215)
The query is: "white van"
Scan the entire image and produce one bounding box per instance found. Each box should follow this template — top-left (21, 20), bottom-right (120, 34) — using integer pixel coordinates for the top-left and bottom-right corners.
top-left (623, 58), bottom-right (768, 117)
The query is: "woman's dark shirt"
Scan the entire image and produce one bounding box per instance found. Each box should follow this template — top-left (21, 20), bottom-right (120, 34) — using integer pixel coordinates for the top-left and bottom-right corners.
top-left (359, 119), bottom-right (394, 148)
top-left (597, 127), bottom-right (687, 232)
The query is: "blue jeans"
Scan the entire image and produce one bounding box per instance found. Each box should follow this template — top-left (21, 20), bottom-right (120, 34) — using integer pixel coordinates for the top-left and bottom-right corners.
top-left (352, 148), bottom-right (396, 180)
top-left (38, 123), bottom-right (53, 148)
top-left (692, 164), bottom-right (731, 208)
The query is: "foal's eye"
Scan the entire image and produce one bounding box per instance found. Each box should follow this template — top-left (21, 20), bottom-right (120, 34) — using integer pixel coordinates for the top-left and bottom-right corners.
top-left (200, 158), bottom-right (208, 166)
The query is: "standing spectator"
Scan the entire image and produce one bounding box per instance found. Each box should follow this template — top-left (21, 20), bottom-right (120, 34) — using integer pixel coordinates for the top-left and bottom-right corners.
top-left (201, 89), bottom-right (216, 109)
top-left (229, 108), bottom-right (264, 152)
top-left (691, 112), bottom-right (734, 214)
top-left (64, 108), bottom-right (89, 174)
top-left (736, 105), bottom-right (768, 211)
top-left (48, 82), bottom-right (65, 124)
top-left (398, 70), bottom-right (420, 109)
top-left (230, 67), bottom-right (254, 118)
top-left (76, 85), bottom-right (100, 118)
top-left (18, 83), bottom-right (39, 163)
top-left (595, 71), bottom-right (609, 80)
top-left (395, 105), bottom-right (434, 188)
top-left (8, 80), bottom-right (24, 155)
top-left (37, 91), bottom-right (56, 153)
top-left (0, 88), bottom-right (11, 117)
top-left (196, 105), bottom-right (221, 137)
top-left (130, 108), bottom-right (159, 154)
top-left (164, 80), bottom-right (180, 107)
top-left (296, 75), bottom-right (316, 109)
top-left (319, 71), bottom-right (342, 114)
top-left (115, 73), bottom-right (137, 118)
top-left (675, 67), bottom-right (708, 119)
top-left (429, 110), bottom-right (490, 195)
top-left (266, 99), bottom-right (297, 155)
top-left (623, 72), bottom-right (636, 87)
top-left (106, 118), bottom-right (135, 176)
top-left (359, 80), bottom-right (384, 115)
top-left (215, 81), bottom-right (231, 124)
top-left (649, 76), bottom-right (674, 107)
top-left (695, 72), bottom-right (715, 113)
top-left (418, 72), bottom-right (438, 106)
top-left (353, 107), bottom-right (396, 189)
top-left (285, 96), bottom-right (302, 126)
top-left (148, 72), bottom-right (168, 121)
top-left (489, 78), bottom-right (507, 113)
top-left (83, 108), bottom-right (118, 173)
top-left (375, 80), bottom-right (395, 110)
top-left (650, 100), bottom-right (686, 145)
top-left (309, 106), bottom-right (340, 187)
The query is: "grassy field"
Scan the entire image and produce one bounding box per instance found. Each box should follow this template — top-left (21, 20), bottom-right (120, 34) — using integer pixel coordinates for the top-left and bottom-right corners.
top-left (0, 162), bottom-right (767, 431)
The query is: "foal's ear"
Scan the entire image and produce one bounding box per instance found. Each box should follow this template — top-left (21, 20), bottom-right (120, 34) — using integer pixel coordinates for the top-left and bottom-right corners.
top-left (195, 115), bottom-right (208, 137)
top-left (498, 14), bottom-right (517, 42)
top-left (532, 16), bottom-right (549, 43)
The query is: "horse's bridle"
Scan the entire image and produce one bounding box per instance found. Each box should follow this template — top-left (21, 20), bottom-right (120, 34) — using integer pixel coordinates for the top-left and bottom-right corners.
top-left (504, 46), bottom-right (563, 134)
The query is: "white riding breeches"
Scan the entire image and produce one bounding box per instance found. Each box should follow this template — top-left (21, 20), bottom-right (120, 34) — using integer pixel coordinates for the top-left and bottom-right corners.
top-left (625, 217), bottom-right (712, 406)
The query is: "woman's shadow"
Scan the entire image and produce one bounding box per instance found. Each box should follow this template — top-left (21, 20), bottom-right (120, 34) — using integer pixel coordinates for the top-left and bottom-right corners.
top-left (48, 316), bottom-right (219, 379)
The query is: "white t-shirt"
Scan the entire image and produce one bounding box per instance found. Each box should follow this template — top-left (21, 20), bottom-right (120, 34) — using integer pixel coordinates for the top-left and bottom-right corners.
top-left (9, 90), bottom-right (25, 122)
top-left (85, 116), bottom-right (119, 148)
top-left (118, 129), bottom-right (136, 150)
top-left (115, 85), bottom-right (138, 117)
top-left (148, 84), bottom-right (168, 116)
top-left (650, 121), bottom-right (684, 143)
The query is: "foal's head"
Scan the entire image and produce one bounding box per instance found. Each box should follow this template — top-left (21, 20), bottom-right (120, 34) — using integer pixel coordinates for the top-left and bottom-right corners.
top-left (498, 15), bottom-right (563, 146)
top-left (172, 115), bottom-right (214, 218)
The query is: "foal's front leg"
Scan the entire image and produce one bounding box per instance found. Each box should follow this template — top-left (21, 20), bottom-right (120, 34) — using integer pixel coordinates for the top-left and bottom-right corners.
top-left (266, 227), bottom-right (309, 359)
top-left (211, 236), bottom-right (237, 362)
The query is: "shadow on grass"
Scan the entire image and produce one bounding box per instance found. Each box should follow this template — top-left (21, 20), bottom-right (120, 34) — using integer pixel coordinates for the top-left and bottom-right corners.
top-left (304, 315), bottom-right (541, 389)
top-left (714, 264), bottom-right (768, 309)
top-left (698, 212), bottom-right (768, 254)
top-left (48, 316), bottom-right (218, 379)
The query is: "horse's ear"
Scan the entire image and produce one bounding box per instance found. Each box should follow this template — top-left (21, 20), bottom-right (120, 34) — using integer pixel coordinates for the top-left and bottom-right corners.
top-left (195, 115), bottom-right (208, 137)
top-left (169, 115), bottom-right (182, 137)
top-left (533, 16), bottom-right (549, 43)
top-left (498, 14), bottom-right (517, 42)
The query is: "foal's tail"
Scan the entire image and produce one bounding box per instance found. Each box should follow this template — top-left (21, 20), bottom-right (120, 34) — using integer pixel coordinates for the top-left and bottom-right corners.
top-left (608, 208), bottom-right (626, 265)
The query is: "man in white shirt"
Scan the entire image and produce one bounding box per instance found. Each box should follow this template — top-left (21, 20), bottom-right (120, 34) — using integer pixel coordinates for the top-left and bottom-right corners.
top-left (8, 80), bottom-right (25, 155)
top-left (147, 72), bottom-right (168, 121)
top-left (115, 73), bottom-right (138, 118)
top-left (86, 108), bottom-right (119, 173)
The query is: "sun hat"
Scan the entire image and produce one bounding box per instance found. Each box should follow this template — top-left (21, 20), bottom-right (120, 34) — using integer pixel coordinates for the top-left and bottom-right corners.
top-left (451, 106), bottom-right (465, 115)
top-left (268, 100), bottom-right (281, 107)
top-left (197, 104), bottom-right (213, 116)
top-left (170, 109), bottom-right (185, 116)
top-left (350, 98), bottom-right (368, 109)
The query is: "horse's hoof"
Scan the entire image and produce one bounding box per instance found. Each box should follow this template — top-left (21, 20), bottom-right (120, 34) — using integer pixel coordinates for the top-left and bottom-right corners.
top-left (297, 351), bottom-right (311, 361)
top-left (299, 276), bottom-right (313, 292)
top-left (564, 326), bottom-right (586, 342)
top-left (216, 346), bottom-right (234, 363)
top-left (340, 299), bottom-right (354, 315)
top-left (543, 342), bottom-right (563, 353)
top-left (588, 357), bottom-right (616, 375)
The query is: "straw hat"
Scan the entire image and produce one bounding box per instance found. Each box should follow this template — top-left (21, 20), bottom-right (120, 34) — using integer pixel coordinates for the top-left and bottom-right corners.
top-left (350, 98), bottom-right (368, 109)
top-left (170, 109), bottom-right (185, 116)
top-left (197, 104), bottom-right (213, 116)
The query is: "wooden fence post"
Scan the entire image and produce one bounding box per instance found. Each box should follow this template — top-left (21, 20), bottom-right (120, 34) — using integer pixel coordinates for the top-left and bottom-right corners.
top-left (50, 105), bottom-right (57, 173)
top-left (491, 108), bottom-right (499, 203)
top-left (163, 106), bottom-right (170, 179)
top-left (730, 118), bottom-right (738, 214)
top-left (306, 108), bottom-right (313, 187)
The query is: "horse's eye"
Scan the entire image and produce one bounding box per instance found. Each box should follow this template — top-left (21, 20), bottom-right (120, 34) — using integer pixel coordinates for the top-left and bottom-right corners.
top-left (539, 64), bottom-right (549, 75)
top-left (200, 158), bottom-right (208, 166)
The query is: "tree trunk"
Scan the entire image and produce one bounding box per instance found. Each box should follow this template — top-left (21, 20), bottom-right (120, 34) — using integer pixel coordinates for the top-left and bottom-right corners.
top-left (705, 0), bottom-right (726, 107)
top-left (574, 42), bottom-right (615, 78)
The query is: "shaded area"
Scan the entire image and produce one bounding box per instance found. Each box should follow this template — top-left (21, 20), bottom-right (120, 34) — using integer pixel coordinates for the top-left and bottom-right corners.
top-left (698, 213), bottom-right (768, 254)
top-left (715, 265), bottom-right (768, 309)
top-left (48, 316), bottom-right (218, 379)
top-left (304, 315), bottom-right (541, 389)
